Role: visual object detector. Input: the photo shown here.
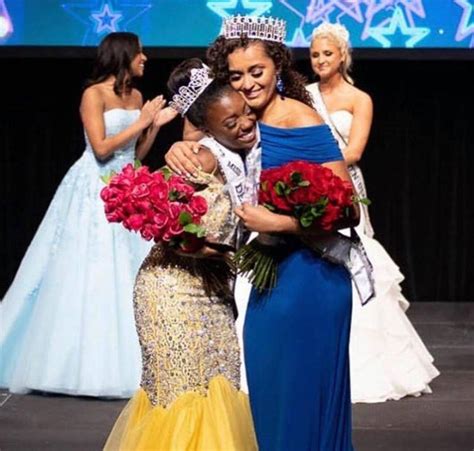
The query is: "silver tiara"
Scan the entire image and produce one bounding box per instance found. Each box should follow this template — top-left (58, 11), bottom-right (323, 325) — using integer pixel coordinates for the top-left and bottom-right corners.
top-left (312, 22), bottom-right (350, 45)
top-left (221, 15), bottom-right (286, 43)
top-left (169, 65), bottom-right (214, 116)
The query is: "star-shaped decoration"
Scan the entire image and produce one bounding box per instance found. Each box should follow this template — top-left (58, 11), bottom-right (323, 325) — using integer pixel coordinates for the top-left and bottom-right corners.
top-left (306, 0), bottom-right (364, 24)
top-left (286, 27), bottom-right (311, 47)
top-left (91, 2), bottom-right (122, 34)
top-left (454, 0), bottom-right (474, 46)
top-left (207, 0), bottom-right (272, 19)
top-left (367, 6), bottom-right (429, 47)
top-left (62, 0), bottom-right (152, 45)
top-left (364, 0), bottom-right (425, 22)
top-left (0, 0), bottom-right (13, 39)
top-left (361, 0), bottom-right (426, 39)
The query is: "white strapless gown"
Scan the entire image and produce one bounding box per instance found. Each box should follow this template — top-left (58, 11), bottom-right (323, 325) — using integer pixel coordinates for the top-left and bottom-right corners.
top-left (234, 110), bottom-right (439, 403)
top-left (329, 109), bottom-right (439, 402)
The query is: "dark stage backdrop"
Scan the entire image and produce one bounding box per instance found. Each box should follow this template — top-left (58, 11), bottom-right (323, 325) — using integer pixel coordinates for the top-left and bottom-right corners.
top-left (1, 55), bottom-right (473, 302)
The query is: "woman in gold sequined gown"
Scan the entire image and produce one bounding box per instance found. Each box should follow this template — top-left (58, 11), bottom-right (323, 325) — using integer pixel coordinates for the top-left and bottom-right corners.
top-left (104, 59), bottom-right (258, 450)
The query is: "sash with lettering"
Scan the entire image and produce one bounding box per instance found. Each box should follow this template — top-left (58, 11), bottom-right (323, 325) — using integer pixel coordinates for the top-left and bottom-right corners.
top-left (308, 83), bottom-right (376, 305)
top-left (199, 129), bottom-right (261, 246)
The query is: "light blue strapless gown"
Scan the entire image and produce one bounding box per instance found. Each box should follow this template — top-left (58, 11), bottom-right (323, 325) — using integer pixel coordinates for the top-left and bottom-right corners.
top-left (0, 109), bottom-right (152, 398)
top-left (244, 122), bottom-right (354, 450)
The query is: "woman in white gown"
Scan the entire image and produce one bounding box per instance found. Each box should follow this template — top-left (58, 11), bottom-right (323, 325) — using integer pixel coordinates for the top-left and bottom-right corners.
top-left (0, 32), bottom-right (177, 397)
top-left (306, 22), bottom-right (439, 403)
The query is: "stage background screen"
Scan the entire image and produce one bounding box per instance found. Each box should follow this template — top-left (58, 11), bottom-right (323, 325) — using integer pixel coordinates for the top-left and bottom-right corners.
top-left (0, 1), bottom-right (473, 52)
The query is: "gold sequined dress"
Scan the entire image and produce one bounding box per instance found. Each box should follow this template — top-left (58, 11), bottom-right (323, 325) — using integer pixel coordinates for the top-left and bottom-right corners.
top-left (104, 171), bottom-right (257, 451)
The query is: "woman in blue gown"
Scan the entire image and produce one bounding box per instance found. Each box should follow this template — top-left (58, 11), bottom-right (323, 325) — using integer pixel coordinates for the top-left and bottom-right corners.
top-left (166, 16), bottom-right (357, 450)
top-left (0, 32), bottom-right (177, 397)
top-left (206, 17), bottom-right (356, 450)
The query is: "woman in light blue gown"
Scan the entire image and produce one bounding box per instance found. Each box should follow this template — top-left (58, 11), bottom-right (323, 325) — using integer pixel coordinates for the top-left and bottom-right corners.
top-left (0, 32), bottom-right (177, 397)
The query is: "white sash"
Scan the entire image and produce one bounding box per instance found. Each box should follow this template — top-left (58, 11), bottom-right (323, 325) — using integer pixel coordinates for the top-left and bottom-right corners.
top-left (308, 82), bottom-right (374, 237)
top-left (199, 130), bottom-right (261, 245)
top-left (307, 83), bottom-right (376, 305)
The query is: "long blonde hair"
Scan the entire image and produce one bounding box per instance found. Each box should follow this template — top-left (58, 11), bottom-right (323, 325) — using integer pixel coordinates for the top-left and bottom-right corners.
top-left (311, 22), bottom-right (354, 85)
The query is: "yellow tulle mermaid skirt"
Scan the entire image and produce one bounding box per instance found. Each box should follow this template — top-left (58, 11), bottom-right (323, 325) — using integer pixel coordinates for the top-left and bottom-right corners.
top-left (103, 376), bottom-right (257, 451)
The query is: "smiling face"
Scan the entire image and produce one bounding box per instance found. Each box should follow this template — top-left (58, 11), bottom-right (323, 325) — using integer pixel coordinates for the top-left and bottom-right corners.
top-left (204, 89), bottom-right (257, 151)
top-left (130, 42), bottom-right (147, 77)
top-left (227, 41), bottom-right (278, 112)
top-left (310, 37), bottom-right (344, 80)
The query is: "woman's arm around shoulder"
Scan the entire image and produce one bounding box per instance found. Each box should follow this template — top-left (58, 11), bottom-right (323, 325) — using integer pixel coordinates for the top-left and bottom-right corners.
top-left (193, 146), bottom-right (217, 176)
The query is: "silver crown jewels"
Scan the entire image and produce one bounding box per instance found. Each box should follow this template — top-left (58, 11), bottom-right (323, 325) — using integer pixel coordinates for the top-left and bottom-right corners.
top-left (169, 65), bottom-right (214, 116)
top-left (221, 15), bottom-right (286, 43)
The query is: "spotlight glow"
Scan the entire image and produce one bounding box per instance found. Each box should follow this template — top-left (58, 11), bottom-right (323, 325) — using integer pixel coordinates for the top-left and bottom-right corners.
top-left (0, 15), bottom-right (10, 38)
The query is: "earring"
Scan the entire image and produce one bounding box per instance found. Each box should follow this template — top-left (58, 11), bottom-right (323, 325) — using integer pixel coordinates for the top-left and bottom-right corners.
top-left (276, 73), bottom-right (284, 93)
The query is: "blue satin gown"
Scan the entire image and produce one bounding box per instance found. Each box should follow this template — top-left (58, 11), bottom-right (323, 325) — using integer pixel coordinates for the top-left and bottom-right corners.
top-left (244, 122), bottom-right (354, 450)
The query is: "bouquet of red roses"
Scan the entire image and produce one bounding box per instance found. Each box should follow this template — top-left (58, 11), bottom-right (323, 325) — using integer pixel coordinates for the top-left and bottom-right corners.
top-left (233, 160), bottom-right (368, 291)
top-left (100, 162), bottom-right (208, 253)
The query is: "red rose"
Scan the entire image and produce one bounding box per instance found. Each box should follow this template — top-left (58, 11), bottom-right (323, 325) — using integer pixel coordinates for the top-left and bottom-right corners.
top-left (167, 202), bottom-right (182, 220)
top-left (270, 193), bottom-right (292, 212)
top-left (134, 200), bottom-right (152, 213)
top-left (124, 214), bottom-right (145, 232)
top-left (101, 163), bottom-right (208, 249)
top-left (318, 204), bottom-right (342, 231)
top-left (140, 224), bottom-right (155, 241)
top-left (153, 212), bottom-right (169, 229)
top-left (105, 210), bottom-right (123, 223)
top-left (168, 175), bottom-right (195, 200)
top-left (149, 182), bottom-right (169, 203)
top-left (168, 219), bottom-right (184, 237)
top-left (122, 201), bottom-right (137, 216)
top-left (131, 183), bottom-right (150, 199)
top-left (287, 185), bottom-right (312, 206)
top-left (188, 195), bottom-right (208, 216)
top-left (179, 232), bottom-right (205, 253)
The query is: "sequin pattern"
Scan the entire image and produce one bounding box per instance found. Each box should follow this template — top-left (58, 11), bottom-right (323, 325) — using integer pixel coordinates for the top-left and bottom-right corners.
top-left (133, 171), bottom-right (241, 407)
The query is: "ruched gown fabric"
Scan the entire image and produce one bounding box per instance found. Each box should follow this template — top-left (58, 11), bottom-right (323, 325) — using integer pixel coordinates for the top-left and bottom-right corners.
top-left (244, 123), bottom-right (354, 451)
top-left (0, 109), bottom-right (151, 397)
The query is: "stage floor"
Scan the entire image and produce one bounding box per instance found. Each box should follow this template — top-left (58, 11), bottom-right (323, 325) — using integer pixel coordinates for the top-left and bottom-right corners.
top-left (1, 302), bottom-right (473, 451)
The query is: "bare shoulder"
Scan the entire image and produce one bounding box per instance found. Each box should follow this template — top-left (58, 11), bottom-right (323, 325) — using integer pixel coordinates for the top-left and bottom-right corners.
top-left (80, 85), bottom-right (104, 112)
top-left (131, 88), bottom-right (144, 107)
top-left (351, 85), bottom-right (373, 108)
top-left (280, 98), bottom-right (324, 127)
top-left (81, 84), bottom-right (102, 103)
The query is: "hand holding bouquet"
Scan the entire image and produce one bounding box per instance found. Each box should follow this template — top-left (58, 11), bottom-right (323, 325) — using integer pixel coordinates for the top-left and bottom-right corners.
top-left (234, 160), bottom-right (369, 291)
top-left (100, 162), bottom-right (208, 253)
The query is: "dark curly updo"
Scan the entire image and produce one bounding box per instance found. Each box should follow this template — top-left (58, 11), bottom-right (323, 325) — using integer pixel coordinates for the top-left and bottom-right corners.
top-left (206, 35), bottom-right (313, 108)
top-left (167, 58), bottom-right (235, 129)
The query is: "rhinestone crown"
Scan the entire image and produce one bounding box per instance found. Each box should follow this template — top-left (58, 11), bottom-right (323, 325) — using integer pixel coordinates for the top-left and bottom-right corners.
top-left (169, 65), bottom-right (214, 116)
top-left (221, 15), bottom-right (286, 43)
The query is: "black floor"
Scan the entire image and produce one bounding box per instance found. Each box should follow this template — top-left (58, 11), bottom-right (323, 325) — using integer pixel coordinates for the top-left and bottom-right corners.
top-left (1, 302), bottom-right (473, 451)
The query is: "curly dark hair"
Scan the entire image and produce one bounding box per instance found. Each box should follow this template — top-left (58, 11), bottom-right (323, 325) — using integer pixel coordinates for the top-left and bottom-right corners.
top-left (84, 32), bottom-right (141, 96)
top-left (167, 57), bottom-right (235, 129)
top-left (206, 35), bottom-right (313, 108)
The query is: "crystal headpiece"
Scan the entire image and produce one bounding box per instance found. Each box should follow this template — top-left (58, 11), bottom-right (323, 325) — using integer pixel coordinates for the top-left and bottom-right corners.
top-left (169, 64), bottom-right (214, 117)
top-left (221, 15), bottom-right (286, 43)
top-left (312, 22), bottom-right (350, 46)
